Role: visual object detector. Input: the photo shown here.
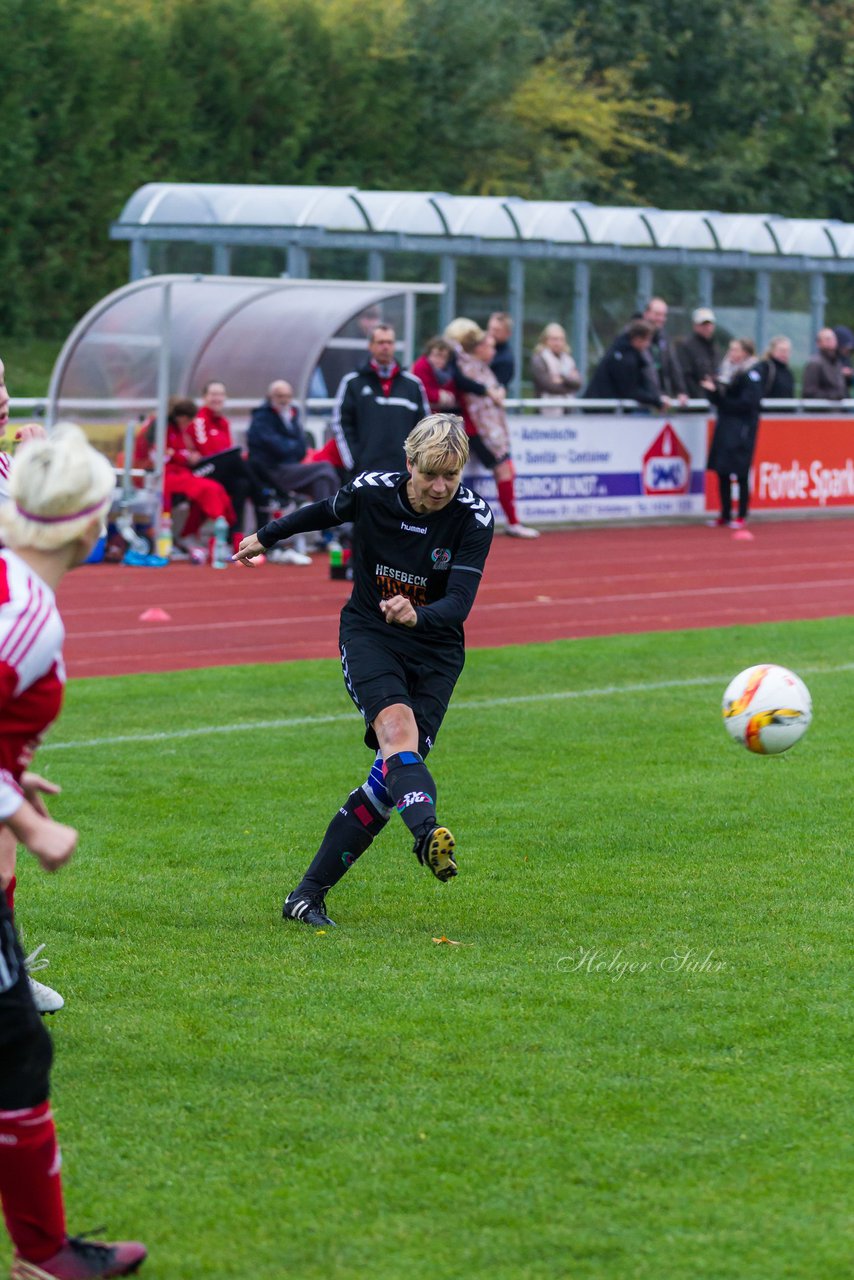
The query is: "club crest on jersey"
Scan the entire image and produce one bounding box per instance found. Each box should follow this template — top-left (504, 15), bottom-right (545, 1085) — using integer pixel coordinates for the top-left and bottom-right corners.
top-left (431, 547), bottom-right (451, 570)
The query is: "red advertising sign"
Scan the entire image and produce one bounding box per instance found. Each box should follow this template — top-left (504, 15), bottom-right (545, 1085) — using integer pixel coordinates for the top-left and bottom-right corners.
top-left (705, 416), bottom-right (854, 510)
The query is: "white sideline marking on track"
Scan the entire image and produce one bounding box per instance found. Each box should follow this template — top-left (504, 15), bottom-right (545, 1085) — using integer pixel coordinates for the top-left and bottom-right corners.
top-left (41, 662), bottom-right (854, 753)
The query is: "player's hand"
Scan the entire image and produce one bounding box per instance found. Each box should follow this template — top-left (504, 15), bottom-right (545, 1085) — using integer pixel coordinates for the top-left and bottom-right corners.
top-left (6, 802), bottom-right (77, 871)
top-left (20, 772), bottom-right (61, 818)
top-left (380, 595), bottom-right (417, 627)
top-left (233, 533), bottom-right (264, 564)
top-left (14, 423), bottom-right (47, 445)
top-left (27, 820), bottom-right (78, 872)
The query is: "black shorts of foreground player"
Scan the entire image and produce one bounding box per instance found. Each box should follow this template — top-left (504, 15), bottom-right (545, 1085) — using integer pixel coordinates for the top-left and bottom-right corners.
top-left (234, 413), bottom-right (494, 927)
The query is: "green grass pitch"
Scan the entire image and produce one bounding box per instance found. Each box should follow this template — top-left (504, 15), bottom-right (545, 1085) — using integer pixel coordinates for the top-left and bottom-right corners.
top-left (7, 617), bottom-right (852, 1279)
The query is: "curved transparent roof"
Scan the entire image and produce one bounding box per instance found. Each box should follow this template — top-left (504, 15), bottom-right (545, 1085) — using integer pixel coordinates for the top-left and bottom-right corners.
top-left (49, 276), bottom-right (429, 409)
top-left (115, 183), bottom-right (852, 258)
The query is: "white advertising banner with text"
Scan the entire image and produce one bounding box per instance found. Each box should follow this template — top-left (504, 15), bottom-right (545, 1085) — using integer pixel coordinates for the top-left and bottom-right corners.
top-left (464, 413), bottom-right (710, 524)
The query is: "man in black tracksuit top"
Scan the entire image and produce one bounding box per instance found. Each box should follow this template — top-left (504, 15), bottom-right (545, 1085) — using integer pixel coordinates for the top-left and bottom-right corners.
top-left (331, 323), bottom-right (430, 475)
top-left (235, 413), bottom-right (494, 927)
top-left (583, 319), bottom-right (665, 411)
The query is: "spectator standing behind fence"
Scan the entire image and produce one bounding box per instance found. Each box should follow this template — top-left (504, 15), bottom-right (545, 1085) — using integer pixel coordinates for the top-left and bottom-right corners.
top-left (677, 308), bottom-right (721, 399)
top-left (530, 324), bottom-right (581, 412)
top-left (640, 297), bottom-right (688, 406)
top-left (702, 338), bottom-right (764, 530)
top-left (443, 317), bottom-right (504, 416)
top-left (832, 324), bottom-right (854, 370)
top-left (802, 328), bottom-right (852, 401)
top-left (331, 324), bottom-right (429, 475)
top-left (487, 312), bottom-right (514, 389)
top-left (583, 320), bottom-right (665, 411)
top-left (410, 338), bottom-right (458, 411)
top-left (456, 324), bottom-right (538, 538)
top-left (757, 336), bottom-right (795, 402)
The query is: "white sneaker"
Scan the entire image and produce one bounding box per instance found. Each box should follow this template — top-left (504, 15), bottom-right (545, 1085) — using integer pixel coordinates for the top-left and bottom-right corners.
top-left (505, 523), bottom-right (540, 539)
top-left (24, 945), bottom-right (64, 1014)
top-left (269, 547), bottom-right (312, 566)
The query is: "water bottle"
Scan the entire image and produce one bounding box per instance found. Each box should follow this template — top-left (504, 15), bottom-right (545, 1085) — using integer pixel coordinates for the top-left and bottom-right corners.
top-left (211, 516), bottom-right (230, 569)
top-left (328, 538), bottom-right (346, 580)
top-left (155, 511), bottom-right (173, 561)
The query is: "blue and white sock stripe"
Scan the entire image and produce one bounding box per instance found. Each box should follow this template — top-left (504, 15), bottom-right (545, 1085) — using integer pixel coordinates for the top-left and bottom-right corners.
top-left (364, 750), bottom-right (393, 818)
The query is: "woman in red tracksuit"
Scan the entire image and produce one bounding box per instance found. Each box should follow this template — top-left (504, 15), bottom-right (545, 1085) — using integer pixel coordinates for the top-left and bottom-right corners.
top-left (133, 398), bottom-right (234, 546)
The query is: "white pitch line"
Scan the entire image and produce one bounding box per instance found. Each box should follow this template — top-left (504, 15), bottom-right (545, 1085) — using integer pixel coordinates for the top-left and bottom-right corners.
top-left (41, 661), bottom-right (854, 753)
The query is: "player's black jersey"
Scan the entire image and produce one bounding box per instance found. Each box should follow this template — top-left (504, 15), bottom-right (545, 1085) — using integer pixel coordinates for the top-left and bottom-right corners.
top-left (258, 471), bottom-right (494, 651)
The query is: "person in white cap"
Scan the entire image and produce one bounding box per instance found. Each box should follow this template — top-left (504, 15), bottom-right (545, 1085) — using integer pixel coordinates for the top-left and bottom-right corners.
top-left (677, 308), bottom-right (721, 399)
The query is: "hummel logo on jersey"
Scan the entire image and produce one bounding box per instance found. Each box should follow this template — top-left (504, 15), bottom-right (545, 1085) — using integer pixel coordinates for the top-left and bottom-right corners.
top-left (401, 521), bottom-right (427, 534)
top-left (456, 485), bottom-right (494, 527)
top-left (353, 471), bottom-right (398, 488)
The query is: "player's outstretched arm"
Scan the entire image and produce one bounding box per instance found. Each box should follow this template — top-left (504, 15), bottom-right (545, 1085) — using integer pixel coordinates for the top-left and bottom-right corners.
top-left (233, 532), bottom-right (265, 564)
top-left (4, 801), bottom-right (77, 871)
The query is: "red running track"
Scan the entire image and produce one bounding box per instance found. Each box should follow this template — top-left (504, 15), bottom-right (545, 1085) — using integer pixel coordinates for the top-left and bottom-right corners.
top-left (57, 518), bottom-right (854, 678)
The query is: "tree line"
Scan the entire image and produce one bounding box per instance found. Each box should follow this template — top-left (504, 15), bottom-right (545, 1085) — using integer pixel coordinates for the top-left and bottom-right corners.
top-left (2, 0), bottom-right (854, 337)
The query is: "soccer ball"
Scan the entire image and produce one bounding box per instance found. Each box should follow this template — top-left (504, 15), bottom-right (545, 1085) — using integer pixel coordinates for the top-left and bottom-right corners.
top-left (722, 664), bottom-right (812, 755)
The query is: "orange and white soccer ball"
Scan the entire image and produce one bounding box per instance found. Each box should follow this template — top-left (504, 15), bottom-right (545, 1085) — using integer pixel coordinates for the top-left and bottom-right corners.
top-left (722, 664), bottom-right (812, 755)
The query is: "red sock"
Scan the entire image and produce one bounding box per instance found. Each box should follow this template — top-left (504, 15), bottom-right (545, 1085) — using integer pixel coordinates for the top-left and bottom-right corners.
top-left (0, 1102), bottom-right (66, 1263)
top-left (496, 478), bottom-right (518, 526)
top-left (4, 876), bottom-right (15, 914)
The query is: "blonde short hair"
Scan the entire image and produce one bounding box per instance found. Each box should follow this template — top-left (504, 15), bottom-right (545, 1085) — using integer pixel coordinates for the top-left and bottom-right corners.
top-left (443, 316), bottom-right (480, 345)
top-left (404, 414), bottom-right (469, 474)
top-left (0, 423), bottom-right (115, 551)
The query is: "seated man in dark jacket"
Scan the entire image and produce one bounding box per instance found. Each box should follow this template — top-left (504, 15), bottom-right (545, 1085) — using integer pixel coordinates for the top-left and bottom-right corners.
top-left (247, 380), bottom-right (339, 504)
top-left (583, 320), bottom-right (664, 411)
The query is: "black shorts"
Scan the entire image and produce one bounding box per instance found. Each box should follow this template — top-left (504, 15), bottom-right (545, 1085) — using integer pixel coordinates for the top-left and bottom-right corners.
top-left (340, 628), bottom-right (464, 754)
top-left (468, 433), bottom-right (510, 470)
top-left (0, 894), bottom-right (53, 1108)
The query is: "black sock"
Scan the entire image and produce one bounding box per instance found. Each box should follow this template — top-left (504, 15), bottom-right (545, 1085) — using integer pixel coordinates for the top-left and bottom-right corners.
top-left (383, 751), bottom-right (438, 841)
top-left (296, 787), bottom-right (389, 896)
top-left (718, 472), bottom-right (732, 522)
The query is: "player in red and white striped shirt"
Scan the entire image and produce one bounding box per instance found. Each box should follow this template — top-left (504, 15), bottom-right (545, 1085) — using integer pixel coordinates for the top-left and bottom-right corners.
top-left (0, 359), bottom-right (64, 1015)
top-left (0, 425), bottom-right (146, 1279)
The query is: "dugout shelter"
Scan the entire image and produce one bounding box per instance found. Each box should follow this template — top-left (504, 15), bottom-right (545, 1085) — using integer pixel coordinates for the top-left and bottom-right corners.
top-left (47, 274), bottom-right (440, 522)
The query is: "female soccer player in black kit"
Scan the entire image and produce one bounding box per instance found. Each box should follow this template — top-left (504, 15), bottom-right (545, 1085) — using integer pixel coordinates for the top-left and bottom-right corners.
top-left (234, 413), bottom-right (494, 927)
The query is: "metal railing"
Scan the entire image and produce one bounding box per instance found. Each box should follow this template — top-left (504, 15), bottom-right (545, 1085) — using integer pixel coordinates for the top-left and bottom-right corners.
top-left (9, 395), bottom-right (854, 418)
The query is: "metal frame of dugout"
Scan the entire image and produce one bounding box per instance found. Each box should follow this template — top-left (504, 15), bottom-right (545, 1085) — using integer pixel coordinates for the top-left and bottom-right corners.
top-left (110, 183), bottom-right (854, 397)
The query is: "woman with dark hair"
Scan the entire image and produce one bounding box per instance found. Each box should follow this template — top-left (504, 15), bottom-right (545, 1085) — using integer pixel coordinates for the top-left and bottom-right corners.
top-left (411, 338), bottom-right (458, 411)
top-left (132, 396), bottom-right (235, 554)
top-left (702, 338), bottom-right (764, 530)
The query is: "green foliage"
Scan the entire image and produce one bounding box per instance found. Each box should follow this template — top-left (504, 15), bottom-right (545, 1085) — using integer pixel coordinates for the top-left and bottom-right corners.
top-left (6, 618), bottom-right (852, 1277)
top-left (3, 0), bottom-right (854, 340)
